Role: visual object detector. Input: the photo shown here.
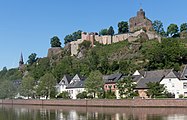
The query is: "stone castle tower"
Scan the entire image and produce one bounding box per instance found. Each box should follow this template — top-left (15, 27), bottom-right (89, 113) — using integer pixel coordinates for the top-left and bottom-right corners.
top-left (129, 9), bottom-right (153, 32)
top-left (19, 53), bottom-right (24, 71)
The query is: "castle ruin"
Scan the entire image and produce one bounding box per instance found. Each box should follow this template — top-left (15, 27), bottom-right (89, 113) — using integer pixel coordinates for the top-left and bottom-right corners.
top-left (129, 9), bottom-right (153, 32)
top-left (69, 9), bottom-right (160, 56)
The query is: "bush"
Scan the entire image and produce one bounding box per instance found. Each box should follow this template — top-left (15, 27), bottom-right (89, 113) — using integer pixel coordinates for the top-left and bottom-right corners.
top-left (56, 91), bottom-right (70, 99)
top-left (179, 94), bottom-right (184, 98)
top-left (76, 91), bottom-right (88, 99)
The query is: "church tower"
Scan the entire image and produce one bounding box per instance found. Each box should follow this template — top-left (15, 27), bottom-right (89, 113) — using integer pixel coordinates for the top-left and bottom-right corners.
top-left (19, 53), bottom-right (24, 71)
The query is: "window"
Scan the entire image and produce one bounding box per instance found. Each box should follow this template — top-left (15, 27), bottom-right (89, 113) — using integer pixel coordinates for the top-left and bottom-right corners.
top-left (183, 83), bottom-right (187, 89)
top-left (169, 79), bottom-right (171, 82)
top-left (172, 83), bottom-right (175, 87)
top-left (114, 85), bottom-right (116, 88)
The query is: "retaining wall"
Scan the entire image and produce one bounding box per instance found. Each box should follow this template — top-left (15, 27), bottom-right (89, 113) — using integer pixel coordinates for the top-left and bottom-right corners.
top-left (1, 99), bottom-right (187, 107)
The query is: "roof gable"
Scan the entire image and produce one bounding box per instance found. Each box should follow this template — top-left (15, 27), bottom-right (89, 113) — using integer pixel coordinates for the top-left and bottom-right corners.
top-left (59, 75), bottom-right (72, 85)
top-left (164, 71), bottom-right (179, 78)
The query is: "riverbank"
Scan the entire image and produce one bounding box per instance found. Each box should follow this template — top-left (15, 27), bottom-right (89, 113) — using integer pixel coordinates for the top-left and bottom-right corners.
top-left (1, 99), bottom-right (187, 107)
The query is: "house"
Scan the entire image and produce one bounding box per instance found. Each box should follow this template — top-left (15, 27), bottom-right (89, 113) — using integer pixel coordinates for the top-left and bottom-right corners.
top-left (160, 66), bottom-right (187, 98)
top-left (103, 73), bottom-right (124, 99)
top-left (133, 70), bottom-right (171, 98)
top-left (179, 66), bottom-right (187, 97)
top-left (56, 75), bottom-right (72, 96)
top-left (66, 74), bottom-right (86, 99)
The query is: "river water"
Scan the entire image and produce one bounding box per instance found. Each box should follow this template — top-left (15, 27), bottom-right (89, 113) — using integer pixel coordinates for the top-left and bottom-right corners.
top-left (1, 105), bottom-right (187, 120)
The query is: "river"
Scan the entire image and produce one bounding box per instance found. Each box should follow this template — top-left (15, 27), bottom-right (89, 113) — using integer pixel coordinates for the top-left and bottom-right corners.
top-left (1, 105), bottom-right (187, 120)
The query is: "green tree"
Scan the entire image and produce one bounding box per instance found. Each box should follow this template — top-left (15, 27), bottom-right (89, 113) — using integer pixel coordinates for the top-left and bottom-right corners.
top-left (167, 24), bottom-right (179, 37)
top-left (108, 26), bottom-right (115, 36)
top-left (141, 38), bottom-right (187, 70)
top-left (84, 70), bottom-right (104, 98)
top-left (0, 81), bottom-right (16, 99)
top-left (98, 55), bottom-right (109, 74)
top-left (116, 77), bottom-right (136, 99)
top-left (118, 21), bottom-right (129, 34)
top-left (53, 56), bottom-right (73, 80)
top-left (29, 57), bottom-right (51, 80)
top-left (153, 20), bottom-right (165, 35)
top-left (146, 82), bottom-right (165, 98)
top-left (180, 23), bottom-right (187, 32)
top-left (27, 53), bottom-right (37, 65)
top-left (99, 29), bottom-right (108, 35)
top-left (36, 73), bottom-right (56, 99)
top-left (87, 50), bottom-right (99, 71)
top-left (64, 30), bottom-right (82, 44)
top-left (20, 76), bottom-right (35, 99)
top-left (50, 36), bottom-right (61, 47)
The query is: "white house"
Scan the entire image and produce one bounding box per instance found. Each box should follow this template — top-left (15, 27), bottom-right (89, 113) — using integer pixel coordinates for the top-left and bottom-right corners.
top-left (66, 74), bottom-right (86, 99)
top-left (160, 71), bottom-right (182, 98)
top-left (56, 74), bottom-right (86, 99)
top-left (161, 66), bottom-right (187, 98)
top-left (56, 75), bottom-right (72, 96)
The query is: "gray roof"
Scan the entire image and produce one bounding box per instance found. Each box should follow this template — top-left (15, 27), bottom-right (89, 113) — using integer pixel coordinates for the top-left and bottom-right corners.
top-left (180, 65), bottom-right (187, 80)
top-left (66, 80), bottom-right (85, 89)
top-left (59, 75), bottom-right (72, 85)
top-left (103, 73), bottom-right (123, 83)
top-left (132, 75), bottom-right (142, 82)
top-left (164, 71), bottom-right (180, 78)
top-left (136, 70), bottom-right (171, 89)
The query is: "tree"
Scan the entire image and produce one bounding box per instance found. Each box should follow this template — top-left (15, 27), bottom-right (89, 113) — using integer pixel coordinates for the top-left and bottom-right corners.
top-left (29, 57), bottom-right (51, 80)
top-left (153, 20), bottom-right (165, 35)
top-left (118, 21), bottom-right (129, 34)
top-left (167, 24), bottom-right (179, 37)
top-left (20, 76), bottom-right (35, 99)
top-left (99, 29), bottom-right (108, 35)
top-left (116, 77), bottom-right (136, 99)
top-left (98, 54), bottom-right (109, 74)
top-left (0, 81), bottom-right (16, 99)
top-left (64, 30), bottom-right (82, 44)
top-left (146, 82), bottom-right (165, 98)
top-left (141, 38), bottom-right (187, 70)
top-left (53, 56), bottom-right (73, 80)
top-left (50, 36), bottom-right (61, 47)
top-left (180, 23), bottom-right (187, 32)
top-left (87, 50), bottom-right (99, 71)
top-left (108, 26), bottom-right (115, 36)
top-left (84, 70), bottom-right (104, 98)
top-left (27, 53), bottom-right (37, 65)
top-left (36, 73), bottom-right (56, 99)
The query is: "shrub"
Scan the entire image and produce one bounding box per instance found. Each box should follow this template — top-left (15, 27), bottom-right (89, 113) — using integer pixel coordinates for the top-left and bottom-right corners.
top-left (179, 94), bottom-right (184, 98)
top-left (76, 91), bottom-right (88, 99)
top-left (56, 91), bottom-right (70, 99)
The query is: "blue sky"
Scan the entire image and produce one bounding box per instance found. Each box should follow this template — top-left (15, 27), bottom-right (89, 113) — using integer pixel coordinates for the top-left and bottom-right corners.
top-left (0, 0), bottom-right (187, 70)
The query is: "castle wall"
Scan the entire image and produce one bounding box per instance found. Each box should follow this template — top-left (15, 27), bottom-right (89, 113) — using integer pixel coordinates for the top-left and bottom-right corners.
top-left (70, 39), bottom-right (83, 56)
top-left (70, 30), bottom-right (161, 56)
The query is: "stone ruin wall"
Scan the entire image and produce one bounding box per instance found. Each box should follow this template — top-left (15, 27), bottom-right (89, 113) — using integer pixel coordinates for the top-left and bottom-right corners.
top-left (70, 30), bottom-right (161, 56)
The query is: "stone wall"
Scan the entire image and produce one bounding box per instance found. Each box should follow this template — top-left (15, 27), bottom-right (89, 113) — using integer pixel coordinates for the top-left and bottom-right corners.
top-left (1, 99), bottom-right (187, 107)
top-left (70, 30), bottom-right (160, 56)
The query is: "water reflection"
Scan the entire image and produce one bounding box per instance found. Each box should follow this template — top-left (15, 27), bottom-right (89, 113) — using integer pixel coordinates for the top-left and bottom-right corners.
top-left (1, 105), bottom-right (187, 120)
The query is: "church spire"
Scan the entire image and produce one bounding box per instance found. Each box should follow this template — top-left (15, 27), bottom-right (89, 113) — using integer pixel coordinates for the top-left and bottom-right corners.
top-left (19, 52), bottom-right (24, 68)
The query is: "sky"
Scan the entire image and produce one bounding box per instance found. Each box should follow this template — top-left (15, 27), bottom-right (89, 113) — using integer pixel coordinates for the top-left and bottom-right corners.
top-left (0, 0), bottom-right (187, 70)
